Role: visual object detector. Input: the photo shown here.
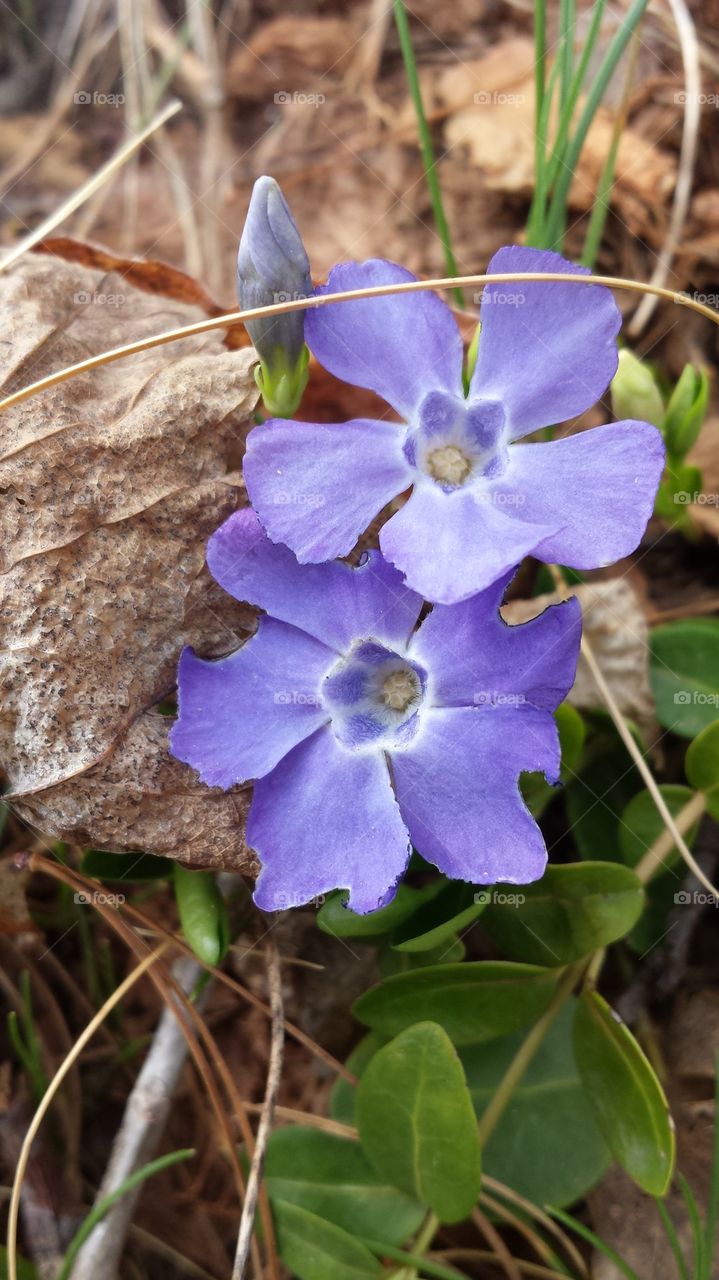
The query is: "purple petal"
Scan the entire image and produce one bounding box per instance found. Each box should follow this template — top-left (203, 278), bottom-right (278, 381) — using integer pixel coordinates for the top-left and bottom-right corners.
top-left (494, 421), bottom-right (665, 568)
top-left (391, 706), bottom-right (560, 884)
top-left (169, 619), bottom-right (331, 788)
top-left (244, 416), bottom-right (411, 562)
top-left (379, 483), bottom-right (558, 605)
top-left (250, 727), bottom-right (411, 913)
top-left (470, 246), bottom-right (622, 437)
top-left (305, 260), bottom-right (464, 418)
top-left (412, 578), bottom-right (581, 710)
top-left (207, 509), bottom-right (423, 652)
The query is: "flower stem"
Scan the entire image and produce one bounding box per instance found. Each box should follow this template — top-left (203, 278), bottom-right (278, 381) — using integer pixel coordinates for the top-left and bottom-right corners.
top-left (393, 0), bottom-right (464, 307)
top-left (476, 962), bottom-right (584, 1148)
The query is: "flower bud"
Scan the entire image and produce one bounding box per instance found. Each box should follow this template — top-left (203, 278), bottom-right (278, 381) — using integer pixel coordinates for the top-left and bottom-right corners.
top-left (610, 348), bottom-right (665, 429)
top-left (662, 362), bottom-right (709, 460)
top-left (237, 175), bottom-right (312, 417)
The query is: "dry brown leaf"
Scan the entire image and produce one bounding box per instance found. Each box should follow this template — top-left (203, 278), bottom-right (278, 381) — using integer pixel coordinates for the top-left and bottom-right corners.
top-left (0, 247), bottom-right (258, 869)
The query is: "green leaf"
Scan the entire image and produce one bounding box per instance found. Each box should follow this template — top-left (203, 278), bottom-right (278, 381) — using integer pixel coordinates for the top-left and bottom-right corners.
top-left (619, 784), bottom-right (698, 868)
top-left (81, 849), bottom-right (174, 882)
top-left (380, 937), bottom-right (465, 976)
top-left (650, 620), bottom-right (719, 738)
top-left (317, 881), bottom-right (443, 939)
top-left (462, 1002), bottom-right (611, 1206)
top-left (265, 1128), bottom-right (423, 1246)
top-left (573, 990), bottom-right (675, 1195)
top-left (353, 962), bottom-right (558, 1045)
top-left (330, 1033), bottom-right (384, 1126)
top-left (482, 862), bottom-right (645, 966)
top-left (272, 1200), bottom-right (380, 1280)
top-left (390, 880), bottom-right (486, 952)
top-left (685, 720), bottom-right (719, 820)
top-left (565, 716), bottom-right (644, 860)
top-left (173, 865), bottom-right (229, 968)
top-left (356, 1022), bottom-right (481, 1222)
top-left (662, 364), bottom-right (709, 459)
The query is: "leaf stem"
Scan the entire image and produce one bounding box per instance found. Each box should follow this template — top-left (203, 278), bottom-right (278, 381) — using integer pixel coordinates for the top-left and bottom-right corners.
top-left (393, 0), bottom-right (464, 306)
top-left (476, 962), bottom-right (584, 1147)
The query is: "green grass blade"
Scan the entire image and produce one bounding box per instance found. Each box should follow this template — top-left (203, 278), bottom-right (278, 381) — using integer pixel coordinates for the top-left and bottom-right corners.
top-left (548, 1207), bottom-right (642, 1280)
top-left (544, 0), bottom-right (648, 247)
top-left (393, 0), bottom-right (463, 306)
top-left (57, 1148), bottom-right (195, 1280)
top-left (678, 1174), bottom-right (706, 1279)
top-left (654, 1197), bottom-right (690, 1280)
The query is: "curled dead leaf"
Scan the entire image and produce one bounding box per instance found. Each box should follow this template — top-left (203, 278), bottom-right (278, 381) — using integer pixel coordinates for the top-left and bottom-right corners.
top-left (0, 246), bottom-right (258, 870)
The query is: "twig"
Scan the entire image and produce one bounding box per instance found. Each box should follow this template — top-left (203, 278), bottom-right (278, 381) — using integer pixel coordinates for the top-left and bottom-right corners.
top-left (628, 0), bottom-right (701, 335)
top-left (0, 269), bottom-right (717, 417)
top-left (472, 1207), bottom-right (523, 1280)
top-left (6, 946), bottom-right (168, 1280)
top-left (69, 954), bottom-right (204, 1280)
top-left (232, 937), bottom-right (284, 1280)
top-left (549, 567), bottom-right (719, 899)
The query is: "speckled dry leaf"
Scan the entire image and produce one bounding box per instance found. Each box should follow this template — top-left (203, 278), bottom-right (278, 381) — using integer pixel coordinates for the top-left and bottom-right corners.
top-left (0, 247), bottom-right (258, 869)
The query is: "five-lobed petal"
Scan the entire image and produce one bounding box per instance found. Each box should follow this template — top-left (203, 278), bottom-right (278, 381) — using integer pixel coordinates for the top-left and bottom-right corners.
top-left (244, 246), bottom-right (665, 604)
top-left (170, 511), bottom-right (581, 913)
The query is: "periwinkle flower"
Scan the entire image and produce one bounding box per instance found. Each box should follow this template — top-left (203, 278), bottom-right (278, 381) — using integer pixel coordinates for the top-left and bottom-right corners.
top-left (237, 175), bottom-right (312, 417)
top-left (169, 509), bottom-right (581, 913)
top-left (243, 246), bottom-right (665, 605)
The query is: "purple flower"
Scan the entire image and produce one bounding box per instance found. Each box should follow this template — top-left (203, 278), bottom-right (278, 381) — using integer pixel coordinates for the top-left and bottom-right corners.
top-left (243, 246), bottom-right (665, 605)
top-left (169, 509), bottom-right (581, 913)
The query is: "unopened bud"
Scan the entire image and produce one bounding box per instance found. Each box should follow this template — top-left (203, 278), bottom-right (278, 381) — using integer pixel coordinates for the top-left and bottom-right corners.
top-left (237, 176), bottom-right (312, 416)
top-left (662, 363), bottom-right (709, 460)
top-left (610, 349), bottom-right (665, 429)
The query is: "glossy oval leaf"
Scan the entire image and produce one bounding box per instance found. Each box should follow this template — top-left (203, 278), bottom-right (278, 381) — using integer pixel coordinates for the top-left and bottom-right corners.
top-left (352, 962), bottom-right (559, 1045)
top-left (685, 720), bottom-right (719, 820)
top-left (272, 1200), bottom-right (380, 1280)
top-left (573, 990), bottom-right (675, 1195)
top-left (380, 936), bottom-right (465, 976)
top-left (390, 881), bottom-right (486, 952)
top-left (331, 1032), bottom-right (386, 1127)
top-left (265, 1128), bottom-right (424, 1246)
top-left (650, 620), bottom-right (719, 738)
top-left (461, 1001), bottom-right (610, 1207)
top-left (618, 784), bottom-right (698, 869)
top-left (356, 1021), bottom-right (481, 1223)
top-left (565, 715), bottom-right (644, 861)
top-left (482, 863), bottom-right (644, 966)
top-left (317, 881), bottom-right (443, 939)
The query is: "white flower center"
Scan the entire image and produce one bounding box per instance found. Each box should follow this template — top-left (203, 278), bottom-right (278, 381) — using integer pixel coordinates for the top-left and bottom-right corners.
top-left (426, 443), bottom-right (472, 486)
top-left (381, 668), bottom-right (420, 712)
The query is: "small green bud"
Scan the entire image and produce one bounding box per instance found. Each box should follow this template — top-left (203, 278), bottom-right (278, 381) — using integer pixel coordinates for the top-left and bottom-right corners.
top-left (662, 363), bottom-right (709, 460)
top-left (610, 349), bottom-right (665, 429)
